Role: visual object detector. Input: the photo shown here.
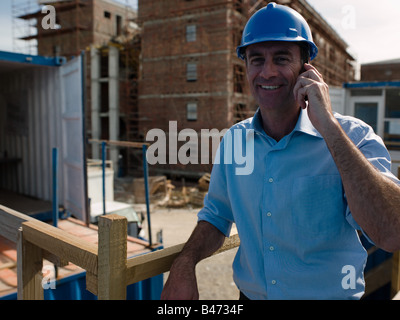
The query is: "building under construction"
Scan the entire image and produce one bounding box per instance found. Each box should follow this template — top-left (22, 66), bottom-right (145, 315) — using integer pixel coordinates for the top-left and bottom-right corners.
top-left (14, 0), bottom-right (141, 176)
top-left (137, 0), bottom-right (356, 176)
top-left (13, 0), bottom-right (357, 178)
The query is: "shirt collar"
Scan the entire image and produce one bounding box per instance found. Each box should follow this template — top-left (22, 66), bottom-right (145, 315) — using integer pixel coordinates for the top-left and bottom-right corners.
top-left (293, 108), bottom-right (323, 139)
top-left (250, 107), bottom-right (323, 139)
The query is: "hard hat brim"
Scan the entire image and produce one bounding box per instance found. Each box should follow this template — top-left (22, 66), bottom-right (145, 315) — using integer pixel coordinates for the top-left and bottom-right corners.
top-left (237, 38), bottom-right (318, 61)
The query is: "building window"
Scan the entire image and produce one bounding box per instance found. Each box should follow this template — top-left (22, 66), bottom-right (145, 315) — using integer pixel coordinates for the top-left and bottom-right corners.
top-left (383, 89), bottom-right (400, 149)
top-left (187, 103), bottom-right (198, 121)
top-left (186, 25), bottom-right (197, 42)
top-left (186, 63), bottom-right (197, 81)
top-left (354, 102), bottom-right (378, 133)
top-left (385, 89), bottom-right (400, 118)
top-left (329, 47), bottom-right (336, 62)
top-left (116, 15), bottom-right (122, 36)
top-left (104, 11), bottom-right (111, 19)
top-left (234, 65), bottom-right (245, 93)
top-left (233, 29), bottom-right (242, 49)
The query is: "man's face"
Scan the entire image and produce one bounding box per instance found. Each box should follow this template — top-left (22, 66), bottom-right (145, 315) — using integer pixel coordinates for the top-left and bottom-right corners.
top-left (245, 41), bottom-right (303, 113)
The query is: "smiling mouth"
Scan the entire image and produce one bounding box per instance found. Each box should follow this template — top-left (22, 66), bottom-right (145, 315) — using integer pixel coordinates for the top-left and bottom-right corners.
top-left (260, 85), bottom-right (281, 90)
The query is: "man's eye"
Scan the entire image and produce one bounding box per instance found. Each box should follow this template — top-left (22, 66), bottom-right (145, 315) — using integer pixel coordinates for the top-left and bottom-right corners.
top-left (250, 58), bottom-right (264, 65)
top-left (275, 57), bottom-right (289, 63)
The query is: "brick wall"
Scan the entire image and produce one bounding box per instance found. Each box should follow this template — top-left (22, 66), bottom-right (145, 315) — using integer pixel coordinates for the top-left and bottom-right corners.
top-left (361, 61), bottom-right (400, 82)
top-left (37, 0), bottom-right (94, 57)
top-left (138, 0), bottom-right (241, 137)
top-left (37, 0), bottom-right (134, 57)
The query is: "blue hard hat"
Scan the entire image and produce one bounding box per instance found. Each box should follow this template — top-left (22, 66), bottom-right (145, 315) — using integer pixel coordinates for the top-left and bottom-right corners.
top-left (237, 2), bottom-right (318, 61)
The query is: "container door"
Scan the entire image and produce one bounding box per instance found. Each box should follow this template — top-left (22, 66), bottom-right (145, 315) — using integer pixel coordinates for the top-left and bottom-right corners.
top-left (349, 95), bottom-right (385, 138)
top-left (354, 102), bottom-right (379, 133)
top-left (60, 56), bottom-right (88, 222)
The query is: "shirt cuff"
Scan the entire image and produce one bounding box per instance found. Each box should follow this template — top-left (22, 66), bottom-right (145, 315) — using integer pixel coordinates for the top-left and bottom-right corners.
top-left (197, 206), bottom-right (232, 238)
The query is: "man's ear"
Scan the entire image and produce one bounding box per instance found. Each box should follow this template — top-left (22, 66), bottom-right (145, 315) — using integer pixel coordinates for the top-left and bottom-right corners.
top-left (300, 63), bottom-right (307, 75)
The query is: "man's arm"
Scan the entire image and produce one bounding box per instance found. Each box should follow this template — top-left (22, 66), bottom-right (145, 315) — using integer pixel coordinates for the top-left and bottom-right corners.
top-left (161, 220), bottom-right (226, 300)
top-left (321, 118), bottom-right (400, 252)
top-left (295, 63), bottom-right (400, 252)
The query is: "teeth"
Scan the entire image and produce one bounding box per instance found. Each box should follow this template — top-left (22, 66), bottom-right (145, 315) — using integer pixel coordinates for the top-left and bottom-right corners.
top-left (261, 85), bottom-right (280, 90)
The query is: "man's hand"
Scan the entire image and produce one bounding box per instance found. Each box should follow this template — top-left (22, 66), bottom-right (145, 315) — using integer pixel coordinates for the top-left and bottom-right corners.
top-left (293, 63), bottom-right (335, 136)
top-left (160, 221), bottom-right (226, 300)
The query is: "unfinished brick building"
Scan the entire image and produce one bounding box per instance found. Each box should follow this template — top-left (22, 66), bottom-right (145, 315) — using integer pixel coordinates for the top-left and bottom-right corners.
top-left (16, 0), bottom-right (357, 177)
top-left (18, 0), bottom-right (135, 57)
top-left (137, 0), bottom-right (356, 176)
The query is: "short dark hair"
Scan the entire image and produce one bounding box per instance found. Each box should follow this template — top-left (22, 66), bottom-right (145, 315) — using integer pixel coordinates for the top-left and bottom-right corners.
top-left (243, 41), bottom-right (311, 66)
top-left (299, 42), bottom-right (311, 65)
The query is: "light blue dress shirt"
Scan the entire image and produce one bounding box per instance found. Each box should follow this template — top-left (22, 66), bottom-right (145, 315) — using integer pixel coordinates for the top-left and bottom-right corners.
top-left (198, 108), bottom-right (398, 300)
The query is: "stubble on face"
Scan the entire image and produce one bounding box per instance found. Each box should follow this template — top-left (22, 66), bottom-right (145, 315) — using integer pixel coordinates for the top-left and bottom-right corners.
top-left (245, 42), bottom-right (304, 140)
top-left (245, 42), bottom-right (303, 115)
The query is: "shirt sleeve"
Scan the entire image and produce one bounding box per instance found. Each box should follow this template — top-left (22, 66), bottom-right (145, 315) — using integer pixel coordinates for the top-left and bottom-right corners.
top-left (197, 134), bottom-right (234, 237)
top-left (344, 121), bottom-right (400, 243)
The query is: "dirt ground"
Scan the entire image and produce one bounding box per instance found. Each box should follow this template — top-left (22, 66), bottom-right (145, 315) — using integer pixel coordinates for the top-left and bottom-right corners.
top-left (134, 204), bottom-right (239, 300)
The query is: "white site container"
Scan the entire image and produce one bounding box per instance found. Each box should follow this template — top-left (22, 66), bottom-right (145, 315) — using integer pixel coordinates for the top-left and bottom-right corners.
top-left (0, 51), bottom-right (87, 221)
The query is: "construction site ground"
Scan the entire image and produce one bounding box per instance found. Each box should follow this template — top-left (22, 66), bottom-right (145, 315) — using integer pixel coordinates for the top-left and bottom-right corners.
top-left (114, 175), bottom-right (239, 300)
top-left (134, 205), bottom-right (239, 300)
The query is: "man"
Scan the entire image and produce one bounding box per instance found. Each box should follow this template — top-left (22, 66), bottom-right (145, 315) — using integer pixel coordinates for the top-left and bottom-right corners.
top-left (161, 3), bottom-right (400, 300)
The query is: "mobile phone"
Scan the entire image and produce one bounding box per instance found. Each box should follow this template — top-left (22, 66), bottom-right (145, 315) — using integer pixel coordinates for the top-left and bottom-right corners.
top-left (300, 64), bottom-right (308, 101)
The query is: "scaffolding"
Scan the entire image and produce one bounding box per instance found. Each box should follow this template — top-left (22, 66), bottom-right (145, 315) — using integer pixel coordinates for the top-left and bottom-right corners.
top-left (10, 0), bottom-right (356, 179)
top-left (89, 37), bottom-right (142, 178)
top-left (12, 0), bottom-right (40, 54)
top-left (14, 0), bottom-right (89, 58)
top-left (87, 1), bottom-right (141, 177)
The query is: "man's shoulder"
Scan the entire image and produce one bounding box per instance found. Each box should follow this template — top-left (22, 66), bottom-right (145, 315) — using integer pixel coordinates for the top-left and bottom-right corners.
top-left (333, 112), bottom-right (382, 148)
top-left (229, 117), bottom-right (254, 131)
top-left (333, 112), bottom-right (373, 133)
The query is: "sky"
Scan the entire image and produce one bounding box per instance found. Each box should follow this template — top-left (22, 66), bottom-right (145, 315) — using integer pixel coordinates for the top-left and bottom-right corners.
top-left (0, 0), bottom-right (399, 65)
top-left (306, 0), bottom-right (400, 64)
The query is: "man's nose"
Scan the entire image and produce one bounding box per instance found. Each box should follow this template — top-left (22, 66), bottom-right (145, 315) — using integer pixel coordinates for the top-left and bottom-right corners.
top-left (260, 60), bottom-right (278, 79)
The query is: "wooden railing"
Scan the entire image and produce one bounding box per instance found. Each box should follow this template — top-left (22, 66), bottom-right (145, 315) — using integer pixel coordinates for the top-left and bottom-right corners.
top-left (1, 203), bottom-right (400, 300)
top-left (0, 204), bottom-right (239, 300)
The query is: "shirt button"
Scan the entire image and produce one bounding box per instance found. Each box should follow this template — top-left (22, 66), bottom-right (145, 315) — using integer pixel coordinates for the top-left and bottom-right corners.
top-left (267, 212), bottom-right (272, 217)
top-left (268, 178), bottom-right (274, 183)
top-left (271, 280), bottom-right (277, 285)
top-left (269, 246), bottom-right (275, 251)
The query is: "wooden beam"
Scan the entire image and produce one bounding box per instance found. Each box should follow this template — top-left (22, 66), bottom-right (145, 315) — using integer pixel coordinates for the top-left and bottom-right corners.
top-left (17, 228), bottom-right (44, 300)
top-left (364, 258), bottom-right (392, 296)
top-left (21, 220), bottom-right (98, 275)
top-left (86, 272), bottom-right (98, 296)
top-left (88, 139), bottom-right (149, 148)
top-left (97, 215), bottom-right (127, 300)
top-left (0, 205), bottom-right (69, 266)
top-left (0, 205), bottom-right (36, 243)
top-left (126, 234), bottom-right (240, 285)
top-left (126, 242), bottom-right (185, 285)
top-left (214, 233), bottom-right (240, 255)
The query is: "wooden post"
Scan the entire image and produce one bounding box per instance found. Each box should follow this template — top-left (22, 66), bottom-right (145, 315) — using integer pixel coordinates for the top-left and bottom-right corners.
top-left (97, 214), bottom-right (127, 300)
top-left (17, 227), bottom-right (44, 300)
top-left (391, 251), bottom-right (400, 298)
